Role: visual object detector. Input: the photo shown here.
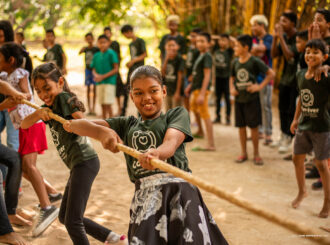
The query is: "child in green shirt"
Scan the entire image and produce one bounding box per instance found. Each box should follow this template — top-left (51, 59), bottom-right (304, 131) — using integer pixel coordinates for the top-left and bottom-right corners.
top-left (161, 37), bottom-right (185, 110)
top-left (121, 24), bottom-right (147, 116)
top-left (90, 35), bottom-right (119, 119)
top-left (290, 39), bottom-right (330, 218)
top-left (185, 32), bottom-right (215, 151)
top-left (64, 65), bottom-right (228, 245)
top-left (159, 15), bottom-right (186, 62)
top-left (21, 63), bottom-right (126, 245)
top-left (44, 29), bottom-right (67, 75)
top-left (230, 35), bottom-right (274, 165)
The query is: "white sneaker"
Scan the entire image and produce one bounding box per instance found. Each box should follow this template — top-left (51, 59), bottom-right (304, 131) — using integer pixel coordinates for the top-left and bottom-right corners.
top-left (32, 205), bottom-right (59, 237)
top-left (270, 133), bottom-right (284, 148)
top-left (278, 135), bottom-right (292, 154)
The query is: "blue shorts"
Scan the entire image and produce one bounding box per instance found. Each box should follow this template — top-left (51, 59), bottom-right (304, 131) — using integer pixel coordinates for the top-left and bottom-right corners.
top-left (85, 69), bottom-right (95, 86)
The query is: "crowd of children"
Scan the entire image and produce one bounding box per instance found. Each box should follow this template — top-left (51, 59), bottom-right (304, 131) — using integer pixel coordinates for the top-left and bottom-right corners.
top-left (0, 6), bottom-right (329, 245)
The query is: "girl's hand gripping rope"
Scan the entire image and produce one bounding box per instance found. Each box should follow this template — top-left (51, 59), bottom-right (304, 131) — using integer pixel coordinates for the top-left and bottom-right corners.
top-left (138, 148), bottom-right (160, 170)
top-left (36, 108), bottom-right (52, 121)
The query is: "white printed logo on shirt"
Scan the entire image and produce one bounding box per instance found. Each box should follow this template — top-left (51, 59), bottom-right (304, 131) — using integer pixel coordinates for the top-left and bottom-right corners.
top-left (131, 46), bottom-right (137, 59)
top-left (131, 130), bottom-right (157, 169)
top-left (301, 89), bottom-right (319, 117)
top-left (301, 89), bottom-right (314, 107)
top-left (214, 52), bottom-right (226, 67)
top-left (165, 64), bottom-right (176, 82)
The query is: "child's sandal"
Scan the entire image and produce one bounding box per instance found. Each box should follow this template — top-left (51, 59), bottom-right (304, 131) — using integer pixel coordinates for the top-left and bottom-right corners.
top-left (235, 155), bottom-right (248, 163)
top-left (253, 157), bottom-right (264, 166)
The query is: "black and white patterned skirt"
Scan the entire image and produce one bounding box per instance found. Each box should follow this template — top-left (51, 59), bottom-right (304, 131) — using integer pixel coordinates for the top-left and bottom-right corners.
top-left (128, 173), bottom-right (228, 245)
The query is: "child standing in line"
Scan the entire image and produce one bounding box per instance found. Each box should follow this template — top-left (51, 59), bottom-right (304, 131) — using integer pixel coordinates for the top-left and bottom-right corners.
top-left (0, 43), bottom-right (60, 236)
top-left (230, 35), bottom-right (274, 165)
top-left (63, 65), bottom-right (228, 245)
top-left (290, 39), bottom-right (330, 218)
top-left (91, 35), bottom-right (119, 119)
top-left (79, 32), bottom-right (99, 116)
top-left (44, 29), bottom-right (67, 75)
top-left (296, 30), bottom-right (308, 71)
top-left (185, 28), bottom-right (201, 110)
top-left (159, 15), bottom-right (187, 62)
top-left (161, 37), bottom-right (185, 110)
top-left (15, 32), bottom-right (26, 50)
top-left (121, 24), bottom-right (147, 115)
top-left (185, 32), bottom-right (215, 151)
top-left (213, 34), bottom-right (234, 125)
top-left (104, 26), bottom-right (126, 116)
top-left (270, 12), bottom-right (298, 153)
top-left (21, 62), bottom-right (127, 245)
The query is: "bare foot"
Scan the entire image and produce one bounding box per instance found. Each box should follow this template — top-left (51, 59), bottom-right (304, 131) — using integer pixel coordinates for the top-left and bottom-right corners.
top-left (318, 199), bottom-right (330, 218)
top-left (291, 192), bottom-right (308, 209)
top-left (16, 209), bottom-right (35, 221)
top-left (0, 232), bottom-right (30, 245)
top-left (8, 214), bottom-right (32, 226)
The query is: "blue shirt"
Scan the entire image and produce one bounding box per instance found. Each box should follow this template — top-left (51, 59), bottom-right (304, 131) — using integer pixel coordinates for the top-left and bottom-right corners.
top-left (252, 34), bottom-right (273, 84)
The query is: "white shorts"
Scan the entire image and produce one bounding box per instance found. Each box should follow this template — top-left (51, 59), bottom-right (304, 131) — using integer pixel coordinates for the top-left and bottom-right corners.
top-left (97, 84), bottom-right (116, 105)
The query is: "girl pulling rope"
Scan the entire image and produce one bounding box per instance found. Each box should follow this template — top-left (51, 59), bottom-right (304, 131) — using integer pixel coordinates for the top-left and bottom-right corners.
top-left (63, 65), bottom-right (229, 244)
top-left (21, 62), bottom-right (127, 245)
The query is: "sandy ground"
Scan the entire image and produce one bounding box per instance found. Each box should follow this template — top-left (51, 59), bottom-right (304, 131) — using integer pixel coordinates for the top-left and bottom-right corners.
top-left (1, 43), bottom-right (329, 245)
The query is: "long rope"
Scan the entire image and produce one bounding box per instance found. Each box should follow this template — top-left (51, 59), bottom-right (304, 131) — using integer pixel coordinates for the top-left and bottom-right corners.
top-left (21, 99), bottom-right (330, 244)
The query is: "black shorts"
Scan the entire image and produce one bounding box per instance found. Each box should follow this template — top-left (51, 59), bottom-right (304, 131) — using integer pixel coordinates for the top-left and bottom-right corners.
top-left (235, 99), bottom-right (261, 128)
top-left (115, 75), bottom-right (126, 97)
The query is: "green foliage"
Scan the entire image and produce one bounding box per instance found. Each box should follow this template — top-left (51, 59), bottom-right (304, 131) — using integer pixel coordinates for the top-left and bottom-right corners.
top-left (180, 12), bottom-right (206, 37)
top-left (77, 0), bottom-right (132, 25)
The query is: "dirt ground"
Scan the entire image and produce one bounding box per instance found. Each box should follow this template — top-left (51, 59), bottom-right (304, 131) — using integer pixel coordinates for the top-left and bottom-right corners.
top-left (1, 43), bottom-right (329, 245)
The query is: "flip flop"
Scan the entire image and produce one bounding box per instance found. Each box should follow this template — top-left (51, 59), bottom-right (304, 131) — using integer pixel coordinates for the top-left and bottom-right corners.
top-left (235, 155), bottom-right (248, 163)
top-left (191, 146), bottom-right (215, 152)
top-left (253, 157), bottom-right (264, 166)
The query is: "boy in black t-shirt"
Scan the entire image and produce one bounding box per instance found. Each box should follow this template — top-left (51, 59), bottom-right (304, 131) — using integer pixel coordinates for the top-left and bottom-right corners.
top-left (271, 12), bottom-right (298, 153)
top-left (15, 32), bottom-right (26, 50)
top-left (230, 35), bottom-right (274, 165)
top-left (290, 39), bottom-right (330, 218)
top-left (44, 29), bottom-right (67, 74)
top-left (121, 24), bottom-right (147, 116)
top-left (296, 30), bottom-right (308, 71)
top-left (159, 15), bottom-right (186, 62)
top-left (161, 37), bottom-right (185, 110)
top-left (213, 34), bottom-right (234, 124)
top-left (184, 28), bottom-right (201, 110)
top-left (185, 32), bottom-right (215, 151)
top-left (79, 32), bottom-right (99, 115)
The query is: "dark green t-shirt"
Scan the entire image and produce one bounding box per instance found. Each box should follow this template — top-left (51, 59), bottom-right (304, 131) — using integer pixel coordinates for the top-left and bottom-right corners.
top-left (278, 34), bottom-right (299, 87)
top-left (44, 44), bottom-right (64, 69)
top-left (214, 48), bottom-right (234, 78)
top-left (110, 41), bottom-right (121, 63)
top-left (83, 46), bottom-right (99, 70)
top-left (164, 55), bottom-right (185, 96)
top-left (191, 52), bottom-right (213, 92)
top-left (185, 46), bottom-right (200, 77)
top-left (231, 56), bottom-right (269, 103)
top-left (43, 92), bottom-right (97, 169)
top-left (296, 70), bottom-right (330, 132)
top-left (90, 49), bottom-right (118, 85)
top-left (129, 37), bottom-right (146, 73)
top-left (106, 107), bottom-right (193, 183)
top-left (159, 34), bottom-right (187, 60)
